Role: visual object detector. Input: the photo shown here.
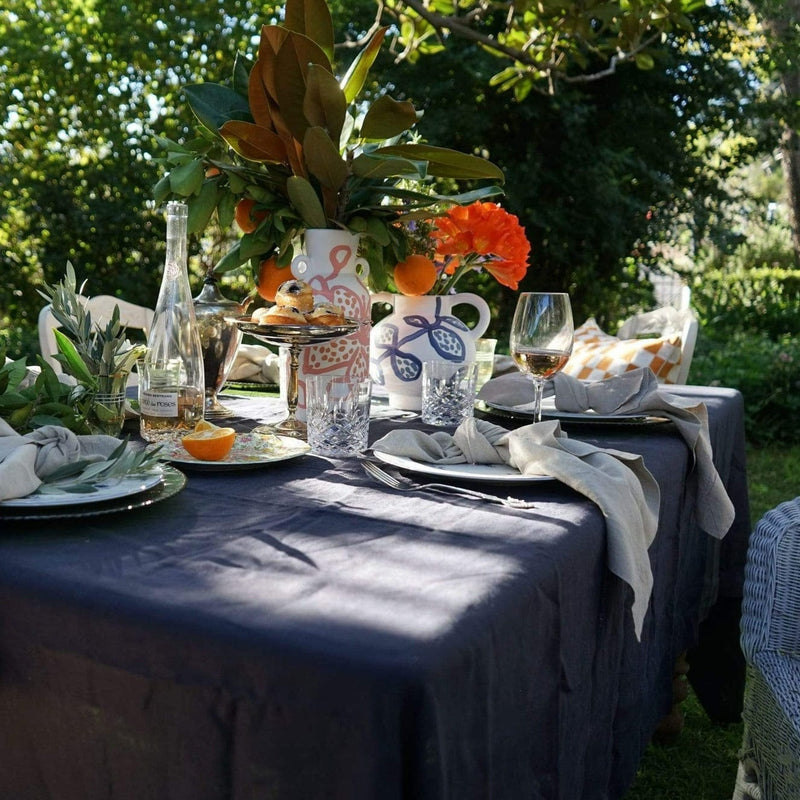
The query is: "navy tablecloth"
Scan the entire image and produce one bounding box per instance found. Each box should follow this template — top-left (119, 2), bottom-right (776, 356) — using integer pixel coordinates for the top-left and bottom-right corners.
top-left (0, 386), bottom-right (750, 800)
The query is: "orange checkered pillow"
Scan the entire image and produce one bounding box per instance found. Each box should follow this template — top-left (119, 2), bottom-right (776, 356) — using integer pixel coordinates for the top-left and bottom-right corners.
top-left (573, 317), bottom-right (617, 345)
top-left (565, 321), bottom-right (683, 383)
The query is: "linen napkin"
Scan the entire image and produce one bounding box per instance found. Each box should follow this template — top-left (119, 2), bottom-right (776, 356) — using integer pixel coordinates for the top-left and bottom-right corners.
top-left (479, 368), bottom-right (736, 540)
top-left (227, 344), bottom-right (281, 384)
top-left (0, 419), bottom-right (120, 501)
top-left (373, 417), bottom-right (660, 639)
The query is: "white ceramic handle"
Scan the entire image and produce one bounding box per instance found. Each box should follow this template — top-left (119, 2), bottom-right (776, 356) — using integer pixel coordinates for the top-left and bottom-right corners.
top-left (291, 255), bottom-right (311, 279)
top-left (448, 292), bottom-right (491, 340)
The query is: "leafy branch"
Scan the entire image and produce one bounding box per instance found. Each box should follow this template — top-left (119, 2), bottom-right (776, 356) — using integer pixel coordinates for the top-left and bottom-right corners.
top-left (37, 262), bottom-right (146, 388)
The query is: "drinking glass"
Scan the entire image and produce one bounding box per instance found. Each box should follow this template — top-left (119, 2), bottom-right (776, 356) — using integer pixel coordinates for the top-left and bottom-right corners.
top-left (474, 338), bottom-right (498, 392)
top-left (306, 375), bottom-right (372, 457)
top-left (509, 293), bottom-right (574, 423)
top-left (421, 361), bottom-right (478, 426)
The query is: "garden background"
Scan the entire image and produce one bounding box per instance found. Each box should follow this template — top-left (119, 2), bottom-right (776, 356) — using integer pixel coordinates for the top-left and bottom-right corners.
top-left (1, 1), bottom-right (799, 795)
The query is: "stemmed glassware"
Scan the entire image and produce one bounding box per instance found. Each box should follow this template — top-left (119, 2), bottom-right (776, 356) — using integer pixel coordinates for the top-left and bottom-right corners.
top-left (509, 292), bottom-right (574, 423)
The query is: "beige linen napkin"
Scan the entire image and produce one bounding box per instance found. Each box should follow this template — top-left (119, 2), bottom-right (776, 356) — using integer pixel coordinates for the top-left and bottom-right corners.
top-left (551, 369), bottom-right (735, 540)
top-left (479, 368), bottom-right (736, 540)
top-left (227, 344), bottom-right (281, 384)
top-left (0, 419), bottom-right (120, 501)
top-left (373, 417), bottom-right (659, 639)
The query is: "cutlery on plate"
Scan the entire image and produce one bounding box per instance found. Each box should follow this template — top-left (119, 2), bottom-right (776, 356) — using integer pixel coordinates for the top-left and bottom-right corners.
top-left (361, 459), bottom-right (537, 509)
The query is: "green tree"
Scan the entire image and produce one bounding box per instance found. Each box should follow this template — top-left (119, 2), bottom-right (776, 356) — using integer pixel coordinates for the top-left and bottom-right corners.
top-left (0, 0), bottom-right (265, 357)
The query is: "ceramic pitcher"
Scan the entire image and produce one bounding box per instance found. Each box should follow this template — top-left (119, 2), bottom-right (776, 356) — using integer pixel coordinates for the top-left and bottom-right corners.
top-left (370, 292), bottom-right (491, 410)
top-left (291, 229), bottom-right (371, 417)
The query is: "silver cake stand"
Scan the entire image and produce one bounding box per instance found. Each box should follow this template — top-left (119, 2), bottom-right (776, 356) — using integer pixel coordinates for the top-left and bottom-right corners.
top-left (231, 318), bottom-right (360, 439)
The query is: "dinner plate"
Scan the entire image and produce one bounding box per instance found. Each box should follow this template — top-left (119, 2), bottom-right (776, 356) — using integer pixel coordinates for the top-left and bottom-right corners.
top-left (482, 398), bottom-right (668, 425)
top-left (0, 466), bottom-right (186, 521)
top-left (0, 471), bottom-right (164, 509)
top-left (372, 451), bottom-right (555, 484)
top-left (160, 431), bottom-right (310, 471)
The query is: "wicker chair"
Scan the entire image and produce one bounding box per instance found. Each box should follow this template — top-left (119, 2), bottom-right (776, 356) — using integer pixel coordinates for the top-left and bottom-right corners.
top-left (733, 497), bottom-right (800, 800)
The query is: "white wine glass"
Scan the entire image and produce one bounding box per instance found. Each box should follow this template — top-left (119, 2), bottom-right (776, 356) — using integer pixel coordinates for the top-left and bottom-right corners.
top-left (510, 292), bottom-right (574, 423)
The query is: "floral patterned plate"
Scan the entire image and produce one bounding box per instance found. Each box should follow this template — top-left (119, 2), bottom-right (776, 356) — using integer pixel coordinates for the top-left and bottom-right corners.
top-left (160, 432), bottom-right (310, 471)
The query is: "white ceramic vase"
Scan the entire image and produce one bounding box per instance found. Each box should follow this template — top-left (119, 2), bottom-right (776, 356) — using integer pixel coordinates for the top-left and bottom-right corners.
top-left (291, 229), bottom-right (371, 418)
top-left (370, 292), bottom-right (491, 410)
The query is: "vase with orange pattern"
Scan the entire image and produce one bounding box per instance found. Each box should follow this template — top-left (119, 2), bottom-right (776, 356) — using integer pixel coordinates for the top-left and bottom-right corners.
top-left (290, 229), bottom-right (370, 419)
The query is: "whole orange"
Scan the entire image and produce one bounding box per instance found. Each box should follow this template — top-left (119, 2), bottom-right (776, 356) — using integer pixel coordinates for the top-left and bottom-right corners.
top-left (393, 254), bottom-right (438, 296)
top-left (235, 198), bottom-right (267, 233)
top-left (256, 256), bottom-right (289, 302)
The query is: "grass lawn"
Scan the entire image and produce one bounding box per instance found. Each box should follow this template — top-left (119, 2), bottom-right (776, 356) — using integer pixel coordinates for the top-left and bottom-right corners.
top-left (623, 444), bottom-right (800, 799)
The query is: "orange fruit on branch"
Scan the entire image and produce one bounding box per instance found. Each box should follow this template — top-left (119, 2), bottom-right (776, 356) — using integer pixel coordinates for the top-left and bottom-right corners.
top-left (256, 256), bottom-right (289, 302)
top-left (235, 198), bottom-right (268, 233)
top-left (393, 254), bottom-right (437, 296)
top-left (181, 421), bottom-right (236, 461)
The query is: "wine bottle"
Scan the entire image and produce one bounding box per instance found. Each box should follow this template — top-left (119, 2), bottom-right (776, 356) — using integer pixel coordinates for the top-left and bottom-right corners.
top-left (139, 201), bottom-right (205, 442)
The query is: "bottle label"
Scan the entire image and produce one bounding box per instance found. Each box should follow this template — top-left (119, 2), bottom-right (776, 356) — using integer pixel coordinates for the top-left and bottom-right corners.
top-left (140, 391), bottom-right (179, 417)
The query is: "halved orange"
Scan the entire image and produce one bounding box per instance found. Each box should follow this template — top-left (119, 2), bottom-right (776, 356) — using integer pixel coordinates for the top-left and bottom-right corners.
top-left (181, 421), bottom-right (236, 461)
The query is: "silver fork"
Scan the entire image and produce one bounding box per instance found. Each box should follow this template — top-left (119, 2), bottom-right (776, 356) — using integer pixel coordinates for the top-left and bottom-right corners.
top-left (361, 459), bottom-right (537, 509)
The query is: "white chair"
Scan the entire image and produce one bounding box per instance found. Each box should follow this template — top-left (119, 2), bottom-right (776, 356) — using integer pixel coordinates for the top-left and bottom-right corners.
top-left (732, 497), bottom-right (800, 800)
top-left (38, 296), bottom-right (154, 388)
top-left (642, 266), bottom-right (692, 311)
top-left (617, 305), bottom-right (699, 384)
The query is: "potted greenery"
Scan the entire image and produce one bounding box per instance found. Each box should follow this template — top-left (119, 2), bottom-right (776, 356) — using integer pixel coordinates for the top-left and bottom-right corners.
top-left (39, 264), bottom-right (146, 436)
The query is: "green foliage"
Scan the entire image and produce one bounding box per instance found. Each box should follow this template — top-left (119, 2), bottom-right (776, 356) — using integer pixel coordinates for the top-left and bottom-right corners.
top-left (383, 0), bottom-right (700, 97)
top-left (154, 0), bottom-right (505, 284)
top-left (691, 331), bottom-right (800, 444)
top-left (747, 443), bottom-right (800, 523)
top-left (0, 346), bottom-right (91, 434)
top-left (689, 268), bottom-right (800, 339)
top-left (38, 263), bottom-right (147, 386)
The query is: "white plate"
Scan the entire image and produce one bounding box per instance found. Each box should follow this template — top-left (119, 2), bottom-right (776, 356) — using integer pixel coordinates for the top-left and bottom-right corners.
top-left (0, 471), bottom-right (164, 508)
top-left (160, 432), bottom-right (310, 471)
top-left (372, 451), bottom-right (554, 484)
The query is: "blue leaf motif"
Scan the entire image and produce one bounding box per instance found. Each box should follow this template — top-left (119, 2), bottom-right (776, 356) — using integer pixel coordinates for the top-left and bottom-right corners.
top-left (391, 351), bottom-right (423, 382)
top-left (429, 327), bottom-right (466, 360)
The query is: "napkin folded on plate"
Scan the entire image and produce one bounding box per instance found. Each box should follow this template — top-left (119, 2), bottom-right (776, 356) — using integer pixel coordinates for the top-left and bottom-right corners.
top-left (479, 367), bottom-right (736, 541)
top-left (227, 344), bottom-right (281, 384)
top-left (0, 419), bottom-right (120, 502)
top-left (373, 417), bottom-right (659, 639)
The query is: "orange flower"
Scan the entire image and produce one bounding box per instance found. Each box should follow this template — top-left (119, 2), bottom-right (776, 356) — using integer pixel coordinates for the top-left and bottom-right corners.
top-left (432, 202), bottom-right (530, 290)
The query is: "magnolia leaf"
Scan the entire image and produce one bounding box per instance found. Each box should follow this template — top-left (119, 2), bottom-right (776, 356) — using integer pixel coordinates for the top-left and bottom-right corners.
top-left (187, 180), bottom-right (219, 234)
top-left (351, 152), bottom-right (425, 179)
top-left (360, 95), bottom-right (419, 140)
top-left (304, 127), bottom-right (348, 190)
top-left (254, 25), bottom-right (290, 107)
top-left (340, 27), bottom-right (388, 104)
top-left (219, 120), bottom-right (289, 163)
top-left (304, 65), bottom-right (346, 147)
top-left (284, 0), bottom-right (335, 64)
top-left (169, 159), bottom-right (205, 196)
top-left (274, 33), bottom-right (332, 141)
top-left (287, 176), bottom-right (328, 229)
top-left (184, 83), bottom-right (252, 134)
top-left (373, 144), bottom-right (506, 181)
top-left (232, 51), bottom-right (253, 97)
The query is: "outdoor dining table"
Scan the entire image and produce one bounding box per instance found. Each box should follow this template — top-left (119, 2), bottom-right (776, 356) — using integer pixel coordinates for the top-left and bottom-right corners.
top-left (0, 385), bottom-right (750, 800)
